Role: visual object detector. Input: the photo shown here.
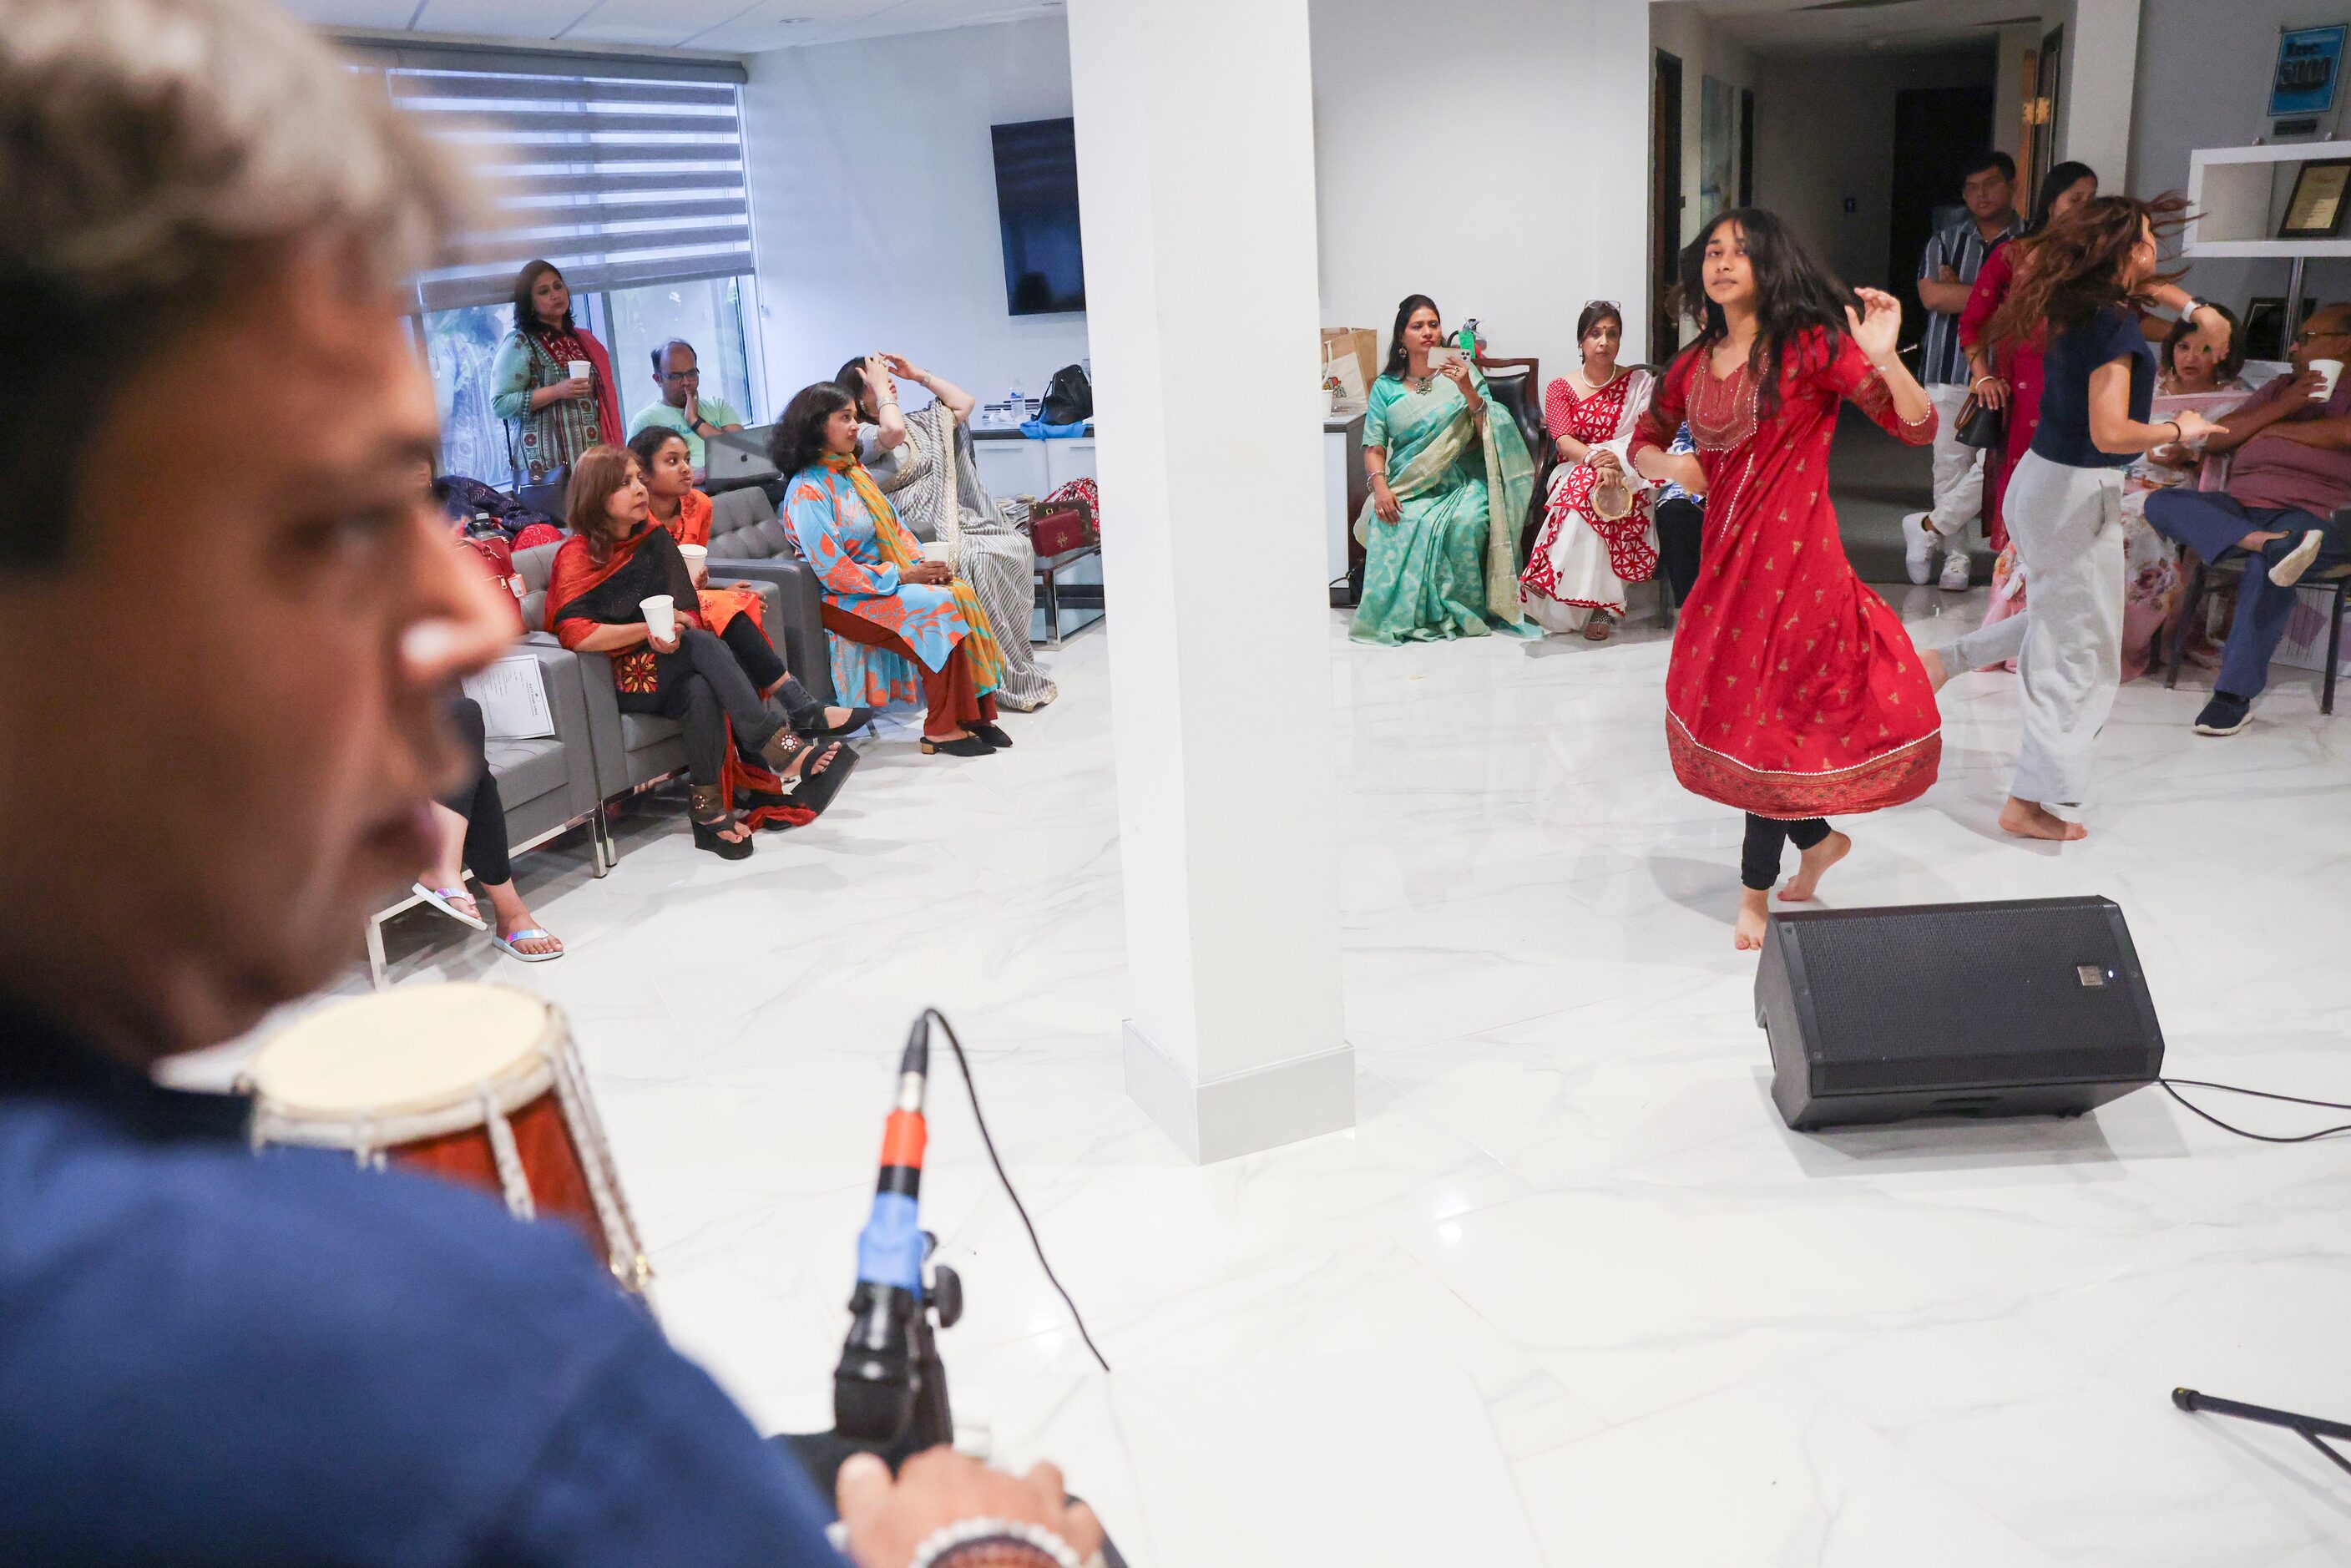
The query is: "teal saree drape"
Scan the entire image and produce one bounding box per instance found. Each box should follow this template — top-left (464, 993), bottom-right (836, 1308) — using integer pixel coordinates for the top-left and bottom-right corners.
top-left (1349, 370), bottom-right (1536, 645)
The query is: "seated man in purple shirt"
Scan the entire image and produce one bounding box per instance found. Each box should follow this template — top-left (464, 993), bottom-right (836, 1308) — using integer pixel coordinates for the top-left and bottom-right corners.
top-left (2145, 304), bottom-right (2351, 735)
top-left (0, 4), bottom-right (1103, 1566)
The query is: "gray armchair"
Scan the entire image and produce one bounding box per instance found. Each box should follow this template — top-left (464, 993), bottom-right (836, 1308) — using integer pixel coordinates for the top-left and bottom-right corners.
top-left (703, 486), bottom-right (836, 706)
top-left (512, 540), bottom-right (789, 863)
top-left (364, 636), bottom-right (604, 989)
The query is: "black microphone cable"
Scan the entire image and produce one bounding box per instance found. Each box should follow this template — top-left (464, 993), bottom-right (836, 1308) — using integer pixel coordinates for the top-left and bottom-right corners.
top-left (923, 1008), bottom-right (1111, 1373)
top-left (2159, 1076), bottom-right (2351, 1144)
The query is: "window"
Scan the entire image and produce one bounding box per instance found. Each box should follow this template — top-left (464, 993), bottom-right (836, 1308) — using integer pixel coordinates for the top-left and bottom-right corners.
top-left (343, 43), bottom-right (758, 482)
top-left (604, 276), bottom-right (756, 436)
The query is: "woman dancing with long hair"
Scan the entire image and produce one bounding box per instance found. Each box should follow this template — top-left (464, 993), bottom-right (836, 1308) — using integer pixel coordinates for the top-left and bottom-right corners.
top-left (1630, 208), bottom-right (1941, 950)
top-left (1929, 195), bottom-right (2222, 839)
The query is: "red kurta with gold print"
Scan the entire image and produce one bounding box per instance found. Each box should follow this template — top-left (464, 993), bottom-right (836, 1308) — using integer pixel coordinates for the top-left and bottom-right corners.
top-left (1632, 326), bottom-right (1940, 819)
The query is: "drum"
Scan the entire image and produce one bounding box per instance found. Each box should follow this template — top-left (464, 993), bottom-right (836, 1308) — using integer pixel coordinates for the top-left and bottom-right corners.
top-left (245, 983), bottom-right (650, 1294)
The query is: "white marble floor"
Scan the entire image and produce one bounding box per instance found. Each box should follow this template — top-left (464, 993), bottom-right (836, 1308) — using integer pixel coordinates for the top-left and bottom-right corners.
top-left (221, 591), bottom-right (2351, 1565)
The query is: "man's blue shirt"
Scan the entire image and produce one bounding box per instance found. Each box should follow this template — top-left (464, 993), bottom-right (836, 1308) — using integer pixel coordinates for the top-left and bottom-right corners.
top-left (0, 1000), bottom-right (842, 1565)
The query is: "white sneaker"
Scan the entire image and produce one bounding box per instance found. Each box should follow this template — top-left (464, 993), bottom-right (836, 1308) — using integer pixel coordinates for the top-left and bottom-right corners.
top-left (2268, 528), bottom-right (2323, 589)
top-left (1903, 512), bottom-right (1937, 585)
top-left (1939, 548), bottom-right (1971, 591)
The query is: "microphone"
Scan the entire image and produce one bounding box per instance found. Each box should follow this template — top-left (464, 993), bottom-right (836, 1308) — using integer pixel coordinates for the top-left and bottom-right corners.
top-left (834, 1014), bottom-right (935, 1444)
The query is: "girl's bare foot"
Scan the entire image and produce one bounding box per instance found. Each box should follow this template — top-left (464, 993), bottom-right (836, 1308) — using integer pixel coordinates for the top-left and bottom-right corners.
top-left (1998, 797), bottom-right (2086, 841)
top-left (1921, 646), bottom-right (1949, 692)
top-left (1734, 887), bottom-right (1770, 951)
top-left (1779, 829), bottom-right (1851, 902)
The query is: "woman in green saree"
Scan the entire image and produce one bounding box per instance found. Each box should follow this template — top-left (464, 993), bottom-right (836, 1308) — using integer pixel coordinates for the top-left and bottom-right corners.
top-left (1351, 295), bottom-right (1537, 645)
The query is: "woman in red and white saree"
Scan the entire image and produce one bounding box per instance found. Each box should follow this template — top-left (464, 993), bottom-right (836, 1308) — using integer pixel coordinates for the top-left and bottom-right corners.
top-left (1631, 209), bottom-right (1941, 950)
top-left (1522, 301), bottom-right (1658, 640)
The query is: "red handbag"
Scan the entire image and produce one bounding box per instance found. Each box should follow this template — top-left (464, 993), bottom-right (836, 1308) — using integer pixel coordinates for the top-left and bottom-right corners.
top-left (1028, 478), bottom-right (1100, 557)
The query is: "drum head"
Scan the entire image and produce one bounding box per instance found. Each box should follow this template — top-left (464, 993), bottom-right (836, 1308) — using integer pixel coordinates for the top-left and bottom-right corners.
top-left (251, 983), bottom-right (554, 1119)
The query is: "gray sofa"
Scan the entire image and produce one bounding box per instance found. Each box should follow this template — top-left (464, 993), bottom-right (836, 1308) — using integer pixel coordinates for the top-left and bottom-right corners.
top-left (703, 486), bottom-right (836, 707)
top-left (511, 540), bottom-right (789, 850)
top-left (364, 636), bottom-right (605, 988)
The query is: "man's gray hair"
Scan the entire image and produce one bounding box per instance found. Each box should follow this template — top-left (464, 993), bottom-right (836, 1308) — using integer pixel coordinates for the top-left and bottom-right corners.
top-left (0, 0), bottom-right (468, 564)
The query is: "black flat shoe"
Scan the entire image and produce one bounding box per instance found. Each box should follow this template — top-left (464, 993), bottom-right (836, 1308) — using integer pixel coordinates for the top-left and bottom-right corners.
top-left (971, 721), bottom-right (1013, 749)
top-left (817, 706), bottom-right (874, 739)
top-left (919, 733), bottom-right (992, 757)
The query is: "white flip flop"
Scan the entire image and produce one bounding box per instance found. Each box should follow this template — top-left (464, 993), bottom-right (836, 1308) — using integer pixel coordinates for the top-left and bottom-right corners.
top-left (412, 882), bottom-right (487, 931)
top-left (491, 928), bottom-right (564, 963)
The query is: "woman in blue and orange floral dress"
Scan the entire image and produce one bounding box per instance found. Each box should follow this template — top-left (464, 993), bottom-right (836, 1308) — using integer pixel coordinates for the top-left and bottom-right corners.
top-left (776, 382), bottom-right (1012, 758)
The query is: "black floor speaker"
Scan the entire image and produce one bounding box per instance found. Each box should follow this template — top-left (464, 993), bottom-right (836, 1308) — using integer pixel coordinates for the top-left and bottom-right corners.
top-left (1756, 896), bottom-right (2164, 1131)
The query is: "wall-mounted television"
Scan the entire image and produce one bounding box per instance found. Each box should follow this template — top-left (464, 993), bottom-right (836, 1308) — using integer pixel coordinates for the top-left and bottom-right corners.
top-left (990, 117), bottom-right (1085, 316)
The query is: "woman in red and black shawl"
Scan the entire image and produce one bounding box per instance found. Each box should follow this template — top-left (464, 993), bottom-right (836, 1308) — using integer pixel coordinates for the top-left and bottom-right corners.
top-left (547, 446), bottom-right (857, 856)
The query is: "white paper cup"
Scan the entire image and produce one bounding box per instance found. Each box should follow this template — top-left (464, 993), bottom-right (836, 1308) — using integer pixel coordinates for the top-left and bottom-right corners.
top-left (676, 544), bottom-right (708, 584)
top-left (640, 594), bottom-right (675, 641)
top-left (2312, 358), bottom-right (2343, 398)
top-left (567, 359), bottom-right (592, 384)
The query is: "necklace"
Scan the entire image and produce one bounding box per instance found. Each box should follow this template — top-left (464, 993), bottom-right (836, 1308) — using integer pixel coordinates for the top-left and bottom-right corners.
top-left (1580, 362), bottom-right (1625, 393)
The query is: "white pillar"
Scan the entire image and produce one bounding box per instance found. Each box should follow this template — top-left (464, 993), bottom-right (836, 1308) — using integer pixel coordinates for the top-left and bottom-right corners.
top-left (1067, 0), bottom-right (1351, 1163)
top-left (2060, 0), bottom-right (2141, 189)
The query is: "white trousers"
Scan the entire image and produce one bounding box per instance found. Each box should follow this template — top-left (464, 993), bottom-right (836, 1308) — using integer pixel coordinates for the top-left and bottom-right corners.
top-left (1925, 382), bottom-right (1985, 542)
top-left (2003, 451), bottom-right (2123, 805)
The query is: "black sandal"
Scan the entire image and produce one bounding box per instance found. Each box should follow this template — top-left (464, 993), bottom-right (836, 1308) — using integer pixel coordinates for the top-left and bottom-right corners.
top-left (757, 728), bottom-right (837, 794)
top-left (970, 721), bottom-right (1013, 749)
top-left (792, 742), bottom-right (862, 817)
top-left (689, 786), bottom-right (754, 860)
top-left (817, 706), bottom-right (875, 739)
top-left (919, 733), bottom-right (991, 756)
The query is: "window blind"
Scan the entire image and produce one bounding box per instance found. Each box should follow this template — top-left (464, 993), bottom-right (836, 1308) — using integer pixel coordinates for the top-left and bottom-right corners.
top-left (346, 44), bottom-right (755, 314)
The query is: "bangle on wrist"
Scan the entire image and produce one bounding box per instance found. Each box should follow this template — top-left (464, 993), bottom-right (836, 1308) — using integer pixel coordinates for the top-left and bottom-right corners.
top-left (907, 1517), bottom-right (1095, 1568)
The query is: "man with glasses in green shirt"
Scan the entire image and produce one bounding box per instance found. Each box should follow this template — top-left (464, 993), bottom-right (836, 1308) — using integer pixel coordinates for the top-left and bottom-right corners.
top-left (630, 338), bottom-right (743, 476)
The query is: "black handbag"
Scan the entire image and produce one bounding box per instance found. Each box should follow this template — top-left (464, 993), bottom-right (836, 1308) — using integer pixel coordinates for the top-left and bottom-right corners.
top-left (1041, 363), bottom-right (1093, 424)
top-left (1954, 391), bottom-right (2005, 450)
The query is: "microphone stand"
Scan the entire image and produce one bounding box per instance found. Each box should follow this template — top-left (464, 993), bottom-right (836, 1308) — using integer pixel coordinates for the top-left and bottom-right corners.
top-left (778, 1240), bottom-right (962, 1495)
top-left (2173, 1387), bottom-right (2351, 1479)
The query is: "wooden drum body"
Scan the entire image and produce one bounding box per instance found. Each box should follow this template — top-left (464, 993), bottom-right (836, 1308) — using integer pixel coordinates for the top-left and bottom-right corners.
top-left (246, 984), bottom-right (650, 1294)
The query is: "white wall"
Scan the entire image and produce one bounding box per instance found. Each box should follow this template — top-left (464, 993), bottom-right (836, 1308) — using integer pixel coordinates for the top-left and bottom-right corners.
top-left (740, 17), bottom-right (1090, 415)
top-left (741, 0), bottom-right (1662, 404)
top-left (1752, 46), bottom-right (2000, 295)
top-left (2131, 0), bottom-right (2351, 316)
top-left (2061, 0), bottom-right (2141, 187)
top-left (1308, 0), bottom-right (1653, 376)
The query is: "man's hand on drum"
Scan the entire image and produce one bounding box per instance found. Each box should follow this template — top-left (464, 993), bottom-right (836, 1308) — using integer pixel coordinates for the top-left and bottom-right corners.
top-left (837, 1449), bottom-right (1106, 1568)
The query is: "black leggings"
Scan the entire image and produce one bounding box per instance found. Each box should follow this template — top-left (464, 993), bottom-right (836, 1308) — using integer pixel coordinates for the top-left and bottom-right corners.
top-left (1655, 497), bottom-right (1704, 605)
top-left (1741, 813), bottom-right (1830, 893)
top-left (619, 619), bottom-right (818, 787)
top-left (439, 697), bottom-right (511, 887)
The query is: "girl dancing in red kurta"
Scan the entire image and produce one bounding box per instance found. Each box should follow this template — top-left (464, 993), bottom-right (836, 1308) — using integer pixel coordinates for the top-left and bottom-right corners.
top-left (1630, 209), bottom-right (1942, 951)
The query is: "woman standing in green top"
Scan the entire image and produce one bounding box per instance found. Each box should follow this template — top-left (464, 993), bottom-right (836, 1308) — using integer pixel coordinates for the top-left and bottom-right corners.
top-left (489, 259), bottom-right (624, 484)
top-left (1349, 294), bottom-right (1536, 645)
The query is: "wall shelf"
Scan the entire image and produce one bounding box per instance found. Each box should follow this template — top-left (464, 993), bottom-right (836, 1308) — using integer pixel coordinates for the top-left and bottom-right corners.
top-left (2186, 141), bottom-right (2351, 258)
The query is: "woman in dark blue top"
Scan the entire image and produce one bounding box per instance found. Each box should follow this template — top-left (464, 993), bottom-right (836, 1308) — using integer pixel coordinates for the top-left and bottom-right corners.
top-left (1964, 195), bottom-right (2223, 842)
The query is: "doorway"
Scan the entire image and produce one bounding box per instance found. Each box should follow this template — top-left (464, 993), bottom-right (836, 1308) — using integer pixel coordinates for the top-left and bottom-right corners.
top-left (1651, 49), bottom-right (1684, 366)
top-left (1888, 83), bottom-right (1995, 348)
